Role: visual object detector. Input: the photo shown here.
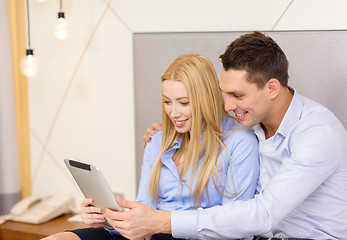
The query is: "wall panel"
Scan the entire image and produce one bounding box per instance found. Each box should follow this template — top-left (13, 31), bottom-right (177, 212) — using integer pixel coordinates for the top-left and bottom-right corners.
top-left (134, 30), bottom-right (347, 188)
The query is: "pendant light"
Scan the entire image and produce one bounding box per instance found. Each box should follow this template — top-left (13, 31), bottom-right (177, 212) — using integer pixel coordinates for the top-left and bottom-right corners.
top-left (20, 0), bottom-right (38, 77)
top-left (55, 0), bottom-right (69, 40)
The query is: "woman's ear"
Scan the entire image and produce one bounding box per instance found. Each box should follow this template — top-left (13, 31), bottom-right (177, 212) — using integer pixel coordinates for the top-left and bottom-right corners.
top-left (267, 78), bottom-right (280, 99)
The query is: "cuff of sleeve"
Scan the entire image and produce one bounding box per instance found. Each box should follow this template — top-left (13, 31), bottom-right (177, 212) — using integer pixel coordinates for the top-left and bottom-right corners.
top-left (171, 210), bottom-right (199, 239)
top-left (103, 227), bottom-right (120, 235)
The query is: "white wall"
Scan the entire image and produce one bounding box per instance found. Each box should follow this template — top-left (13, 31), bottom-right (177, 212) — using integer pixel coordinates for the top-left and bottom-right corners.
top-left (27, 0), bottom-right (347, 210)
top-left (0, 0), bottom-right (21, 214)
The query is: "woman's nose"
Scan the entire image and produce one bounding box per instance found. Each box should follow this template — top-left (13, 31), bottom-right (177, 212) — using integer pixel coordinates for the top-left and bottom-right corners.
top-left (170, 104), bottom-right (180, 118)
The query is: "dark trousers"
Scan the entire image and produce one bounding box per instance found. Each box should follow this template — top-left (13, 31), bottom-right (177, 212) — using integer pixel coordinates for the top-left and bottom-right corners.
top-left (68, 227), bottom-right (183, 240)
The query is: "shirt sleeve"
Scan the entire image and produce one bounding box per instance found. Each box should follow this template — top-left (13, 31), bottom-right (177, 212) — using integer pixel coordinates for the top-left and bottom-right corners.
top-left (222, 128), bottom-right (259, 203)
top-left (172, 124), bottom-right (342, 239)
top-left (106, 134), bottom-right (161, 236)
top-left (135, 132), bottom-right (161, 208)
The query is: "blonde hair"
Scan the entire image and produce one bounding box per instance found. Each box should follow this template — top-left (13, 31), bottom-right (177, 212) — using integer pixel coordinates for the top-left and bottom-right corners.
top-left (148, 53), bottom-right (235, 206)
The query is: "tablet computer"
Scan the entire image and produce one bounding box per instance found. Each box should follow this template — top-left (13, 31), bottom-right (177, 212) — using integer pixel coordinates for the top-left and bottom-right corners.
top-left (64, 159), bottom-right (123, 213)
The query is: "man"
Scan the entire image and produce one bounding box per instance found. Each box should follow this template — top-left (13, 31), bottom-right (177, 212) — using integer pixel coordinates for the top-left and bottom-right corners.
top-left (105, 31), bottom-right (347, 239)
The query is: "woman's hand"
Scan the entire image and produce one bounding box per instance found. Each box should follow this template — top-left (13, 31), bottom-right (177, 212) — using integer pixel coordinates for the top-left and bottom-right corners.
top-left (143, 122), bottom-right (162, 147)
top-left (80, 198), bottom-right (106, 228)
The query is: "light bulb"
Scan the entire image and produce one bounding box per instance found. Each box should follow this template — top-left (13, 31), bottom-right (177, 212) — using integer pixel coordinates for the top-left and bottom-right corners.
top-left (20, 49), bottom-right (38, 77)
top-left (55, 12), bottom-right (69, 40)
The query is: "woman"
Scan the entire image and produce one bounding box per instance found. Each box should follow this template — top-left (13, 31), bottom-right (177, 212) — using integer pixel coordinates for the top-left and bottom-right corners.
top-left (43, 53), bottom-right (259, 240)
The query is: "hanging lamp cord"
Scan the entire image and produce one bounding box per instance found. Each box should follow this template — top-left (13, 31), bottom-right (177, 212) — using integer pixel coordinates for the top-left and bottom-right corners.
top-left (26, 0), bottom-right (31, 49)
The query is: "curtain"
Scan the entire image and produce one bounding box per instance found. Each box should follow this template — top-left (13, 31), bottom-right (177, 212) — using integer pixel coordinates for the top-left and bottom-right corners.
top-left (0, 0), bottom-right (21, 215)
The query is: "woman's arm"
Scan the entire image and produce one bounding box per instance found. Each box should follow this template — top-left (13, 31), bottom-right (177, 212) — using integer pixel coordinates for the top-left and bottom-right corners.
top-left (136, 131), bottom-right (163, 207)
top-left (222, 128), bottom-right (259, 203)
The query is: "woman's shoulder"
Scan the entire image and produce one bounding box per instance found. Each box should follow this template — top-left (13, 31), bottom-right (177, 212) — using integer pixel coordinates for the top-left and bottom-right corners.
top-left (146, 130), bottom-right (163, 148)
top-left (143, 131), bottom-right (163, 164)
top-left (222, 116), bottom-right (257, 142)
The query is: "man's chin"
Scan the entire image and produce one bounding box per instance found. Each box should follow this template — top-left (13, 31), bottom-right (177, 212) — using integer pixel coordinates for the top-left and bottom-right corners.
top-left (238, 120), bottom-right (256, 127)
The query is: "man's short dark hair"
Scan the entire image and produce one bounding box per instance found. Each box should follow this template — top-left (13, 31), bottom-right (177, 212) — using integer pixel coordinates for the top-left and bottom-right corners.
top-left (220, 31), bottom-right (289, 89)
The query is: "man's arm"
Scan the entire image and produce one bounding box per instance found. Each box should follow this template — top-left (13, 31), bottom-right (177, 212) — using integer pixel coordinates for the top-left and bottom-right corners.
top-left (118, 120), bottom-right (344, 238)
top-left (171, 125), bottom-right (343, 239)
top-left (105, 197), bottom-right (171, 240)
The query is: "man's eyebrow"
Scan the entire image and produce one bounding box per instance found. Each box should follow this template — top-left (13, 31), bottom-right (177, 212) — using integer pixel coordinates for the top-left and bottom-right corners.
top-left (219, 87), bottom-right (236, 95)
top-left (221, 88), bottom-right (243, 95)
top-left (219, 86), bottom-right (228, 93)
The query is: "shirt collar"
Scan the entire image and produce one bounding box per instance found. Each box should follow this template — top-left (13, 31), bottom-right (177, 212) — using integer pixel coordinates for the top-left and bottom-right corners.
top-left (252, 86), bottom-right (303, 140)
top-left (161, 135), bottom-right (183, 161)
top-left (276, 86), bottom-right (303, 138)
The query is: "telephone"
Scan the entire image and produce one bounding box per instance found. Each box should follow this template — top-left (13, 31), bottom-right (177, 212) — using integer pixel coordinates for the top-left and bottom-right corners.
top-left (9, 193), bottom-right (74, 224)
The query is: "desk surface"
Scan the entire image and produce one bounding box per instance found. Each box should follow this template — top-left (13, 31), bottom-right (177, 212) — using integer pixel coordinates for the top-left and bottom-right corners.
top-left (0, 213), bottom-right (88, 240)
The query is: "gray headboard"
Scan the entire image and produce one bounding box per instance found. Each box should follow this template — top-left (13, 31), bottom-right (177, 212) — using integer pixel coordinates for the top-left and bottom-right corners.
top-left (133, 30), bottom-right (347, 189)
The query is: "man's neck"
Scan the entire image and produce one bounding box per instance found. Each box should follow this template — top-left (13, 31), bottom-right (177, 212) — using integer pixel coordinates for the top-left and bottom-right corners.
top-left (261, 87), bottom-right (293, 139)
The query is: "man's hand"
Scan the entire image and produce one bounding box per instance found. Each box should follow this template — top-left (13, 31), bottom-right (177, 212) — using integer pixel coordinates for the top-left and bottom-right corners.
top-left (143, 122), bottom-right (162, 147)
top-left (104, 196), bottom-right (171, 240)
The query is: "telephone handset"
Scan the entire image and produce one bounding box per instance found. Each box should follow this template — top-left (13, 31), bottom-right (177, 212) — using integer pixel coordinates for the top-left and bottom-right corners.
top-left (9, 193), bottom-right (74, 224)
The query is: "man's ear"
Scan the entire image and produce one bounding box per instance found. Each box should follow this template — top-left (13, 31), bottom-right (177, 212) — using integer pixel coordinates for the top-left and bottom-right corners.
top-left (267, 78), bottom-right (280, 99)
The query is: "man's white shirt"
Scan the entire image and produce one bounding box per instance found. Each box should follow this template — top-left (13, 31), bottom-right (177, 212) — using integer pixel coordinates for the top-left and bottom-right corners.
top-left (172, 88), bottom-right (347, 239)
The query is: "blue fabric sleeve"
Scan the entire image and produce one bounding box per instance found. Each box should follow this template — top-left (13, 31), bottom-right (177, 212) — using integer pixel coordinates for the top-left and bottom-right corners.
top-left (222, 128), bottom-right (259, 204)
top-left (135, 131), bottom-right (162, 208)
